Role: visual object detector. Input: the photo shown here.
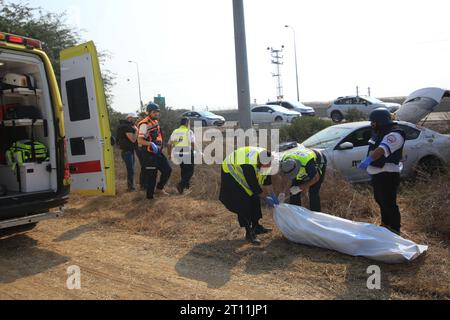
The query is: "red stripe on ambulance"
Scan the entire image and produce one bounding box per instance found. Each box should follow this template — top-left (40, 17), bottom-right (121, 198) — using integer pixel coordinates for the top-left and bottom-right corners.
top-left (69, 160), bottom-right (102, 174)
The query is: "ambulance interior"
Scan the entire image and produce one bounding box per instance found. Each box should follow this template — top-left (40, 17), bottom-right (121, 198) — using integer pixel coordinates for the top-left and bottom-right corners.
top-left (0, 51), bottom-right (58, 200)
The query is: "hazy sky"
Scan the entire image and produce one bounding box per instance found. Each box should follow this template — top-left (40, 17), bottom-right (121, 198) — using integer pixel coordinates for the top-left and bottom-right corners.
top-left (24, 0), bottom-right (450, 113)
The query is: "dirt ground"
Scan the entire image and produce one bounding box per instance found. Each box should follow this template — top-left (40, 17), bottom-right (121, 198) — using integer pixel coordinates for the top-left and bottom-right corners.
top-left (0, 154), bottom-right (449, 300)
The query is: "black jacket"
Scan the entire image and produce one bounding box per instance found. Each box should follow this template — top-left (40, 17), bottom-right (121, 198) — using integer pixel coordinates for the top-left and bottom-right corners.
top-left (116, 120), bottom-right (136, 152)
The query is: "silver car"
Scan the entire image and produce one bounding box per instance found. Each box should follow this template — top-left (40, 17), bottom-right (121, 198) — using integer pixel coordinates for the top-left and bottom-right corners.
top-left (280, 121), bottom-right (450, 183)
top-left (182, 111), bottom-right (225, 127)
top-left (267, 100), bottom-right (316, 116)
top-left (328, 96), bottom-right (401, 123)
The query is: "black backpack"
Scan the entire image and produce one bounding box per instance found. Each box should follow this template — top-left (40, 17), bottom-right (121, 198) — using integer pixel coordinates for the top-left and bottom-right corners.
top-left (4, 105), bottom-right (42, 120)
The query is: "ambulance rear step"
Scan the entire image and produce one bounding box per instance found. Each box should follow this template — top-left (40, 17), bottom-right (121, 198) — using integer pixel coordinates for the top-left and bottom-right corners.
top-left (0, 208), bottom-right (64, 230)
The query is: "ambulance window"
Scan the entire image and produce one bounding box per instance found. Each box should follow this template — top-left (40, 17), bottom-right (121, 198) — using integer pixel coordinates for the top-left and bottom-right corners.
top-left (66, 77), bottom-right (91, 121)
top-left (70, 137), bottom-right (86, 156)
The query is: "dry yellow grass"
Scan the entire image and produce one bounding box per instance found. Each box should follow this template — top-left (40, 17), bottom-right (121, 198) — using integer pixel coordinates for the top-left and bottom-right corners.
top-left (66, 149), bottom-right (450, 299)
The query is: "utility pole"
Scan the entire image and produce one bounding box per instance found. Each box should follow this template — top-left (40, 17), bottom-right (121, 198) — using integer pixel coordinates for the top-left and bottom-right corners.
top-left (368, 87), bottom-right (371, 97)
top-left (356, 86), bottom-right (360, 97)
top-left (128, 61), bottom-right (144, 112)
top-left (232, 0), bottom-right (252, 130)
top-left (268, 46), bottom-right (285, 100)
top-left (285, 25), bottom-right (300, 102)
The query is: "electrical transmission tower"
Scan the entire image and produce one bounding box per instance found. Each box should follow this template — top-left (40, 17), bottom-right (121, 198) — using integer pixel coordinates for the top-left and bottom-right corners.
top-left (267, 46), bottom-right (285, 100)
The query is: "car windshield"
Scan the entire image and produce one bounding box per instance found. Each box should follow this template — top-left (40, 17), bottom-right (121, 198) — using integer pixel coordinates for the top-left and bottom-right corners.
top-left (289, 101), bottom-right (308, 108)
top-left (199, 111), bottom-right (218, 117)
top-left (268, 105), bottom-right (293, 113)
top-left (303, 126), bottom-right (355, 149)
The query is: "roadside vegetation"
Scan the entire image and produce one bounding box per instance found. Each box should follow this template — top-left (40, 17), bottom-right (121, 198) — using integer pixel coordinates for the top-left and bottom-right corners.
top-left (345, 108), bottom-right (367, 122)
top-left (280, 117), bottom-right (333, 143)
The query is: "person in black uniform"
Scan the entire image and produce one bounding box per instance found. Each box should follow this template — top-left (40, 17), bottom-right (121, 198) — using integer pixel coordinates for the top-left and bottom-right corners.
top-left (219, 147), bottom-right (277, 246)
top-left (279, 148), bottom-right (327, 212)
top-left (358, 108), bottom-right (406, 235)
top-left (137, 103), bottom-right (172, 200)
top-left (116, 113), bottom-right (138, 192)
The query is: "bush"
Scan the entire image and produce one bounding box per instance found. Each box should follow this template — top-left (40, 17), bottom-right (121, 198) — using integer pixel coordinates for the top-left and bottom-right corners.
top-left (345, 108), bottom-right (367, 122)
top-left (159, 107), bottom-right (188, 142)
top-left (401, 171), bottom-right (450, 239)
top-left (280, 117), bottom-right (333, 143)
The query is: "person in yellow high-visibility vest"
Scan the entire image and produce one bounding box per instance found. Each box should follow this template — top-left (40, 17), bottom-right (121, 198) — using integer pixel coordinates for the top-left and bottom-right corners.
top-left (220, 146), bottom-right (276, 245)
top-left (168, 117), bottom-right (197, 194)
top-left (280, 148), bottom-right (327, 212)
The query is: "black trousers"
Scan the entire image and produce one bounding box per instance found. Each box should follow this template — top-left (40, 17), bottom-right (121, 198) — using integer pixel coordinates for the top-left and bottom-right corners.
top-left (179, 153), bottom-right (195, 190)
top-left (290, 166), bottom-right (326, 212)
top-left (219, 170), bottom-right (262, 229)
top-left (143, 152), bottom-right (172, 199)
top-left (371, 172), bottom-right (401, 232)
top-left (136, 147), bottom-right (146, 189)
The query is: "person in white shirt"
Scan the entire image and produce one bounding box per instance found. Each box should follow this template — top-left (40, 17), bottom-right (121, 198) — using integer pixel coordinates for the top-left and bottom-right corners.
top-left (359, 108), bottom-right (406, 235)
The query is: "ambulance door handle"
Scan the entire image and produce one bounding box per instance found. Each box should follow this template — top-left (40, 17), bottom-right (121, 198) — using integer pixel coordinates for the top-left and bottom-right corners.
top-left (81, 136), bottom-right (95, 141)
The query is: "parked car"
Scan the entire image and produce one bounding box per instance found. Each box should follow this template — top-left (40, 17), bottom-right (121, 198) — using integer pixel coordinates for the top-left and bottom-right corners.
top-left (251, 105), bottom-right (301, 124)
top-left (279, 120), bottom-right (450, 183)
top-left (0, 32), bottom-right (114, 231)
top-left (328, 96), bottom-right (401, 123)
top-left (267, 100), bottom-right (316, 116)
top-left (181, 111), bottom-right (225, 127)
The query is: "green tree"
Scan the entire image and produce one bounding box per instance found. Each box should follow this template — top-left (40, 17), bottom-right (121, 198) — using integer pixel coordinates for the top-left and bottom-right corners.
top-left (0, 0), bottom-right (80, 83)
top-left (0, 0), bottom-right (117, 117)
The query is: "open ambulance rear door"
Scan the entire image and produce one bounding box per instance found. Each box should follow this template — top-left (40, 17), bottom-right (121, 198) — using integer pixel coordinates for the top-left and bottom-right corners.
top-left (60, 41), bottom-right (115, 196)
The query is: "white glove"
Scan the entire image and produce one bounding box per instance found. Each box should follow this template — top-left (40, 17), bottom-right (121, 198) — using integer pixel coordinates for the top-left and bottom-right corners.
top-left (290, 186), bottom-right (302, 195)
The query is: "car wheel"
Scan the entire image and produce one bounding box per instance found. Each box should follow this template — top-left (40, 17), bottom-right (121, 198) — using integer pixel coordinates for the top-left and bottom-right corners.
top-left (275, 116), bottom-right (283, 123)
top-left (416, 156), bottom-right (444, 178)
top-left (331, 111), bottom-right (344, 123)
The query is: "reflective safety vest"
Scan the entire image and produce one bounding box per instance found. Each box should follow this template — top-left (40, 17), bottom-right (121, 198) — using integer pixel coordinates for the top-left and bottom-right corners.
top-left (139, 117), bottom-right (163, 154)
top-left (222, 147), bottom-right (268, 196)
top-left (171, 125), bottom-right (191, 148)
top-left (282, 148), bottom-right (321, 181)
top-left (6, 140), bottom-right (49, 170)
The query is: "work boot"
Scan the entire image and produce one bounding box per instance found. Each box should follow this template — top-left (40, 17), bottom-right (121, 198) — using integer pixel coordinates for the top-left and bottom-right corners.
top-left (155, 188), bottom-right (170, 197)
top-left (176, 184), bottom-right (184, 195)
top-left (255, 224), bottom-right (272, 235)
top-left (245, 227), bottom-right (261, 246)
top-left (381, 223), bottom-right (401, 236)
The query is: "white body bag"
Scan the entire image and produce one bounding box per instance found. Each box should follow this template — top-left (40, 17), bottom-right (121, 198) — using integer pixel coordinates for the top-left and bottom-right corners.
top-left (274, 204), bottom-right (428, 264)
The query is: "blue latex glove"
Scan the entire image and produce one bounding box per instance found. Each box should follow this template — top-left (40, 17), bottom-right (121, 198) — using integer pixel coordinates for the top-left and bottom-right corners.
top-left (266, 192), bottom-right (280, 208)
top-left (150, 142), bottom-right (160, 154)
top-left (358, 156), bottom-right (374, 170)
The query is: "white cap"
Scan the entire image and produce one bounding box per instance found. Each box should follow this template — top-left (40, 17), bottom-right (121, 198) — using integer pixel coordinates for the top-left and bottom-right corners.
top-left (126, 112), bottom-right (137, 119)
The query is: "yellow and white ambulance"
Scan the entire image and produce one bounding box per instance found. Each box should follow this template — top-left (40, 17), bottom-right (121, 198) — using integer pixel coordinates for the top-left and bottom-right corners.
top-left (0, 32), bottom-right (115, 231)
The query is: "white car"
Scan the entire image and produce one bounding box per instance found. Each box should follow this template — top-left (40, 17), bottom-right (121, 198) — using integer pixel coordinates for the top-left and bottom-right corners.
top-left (279, 121), bottom-right (450, 183)
top-left (328, 96), bottom-right (401, 123)
top-left (267, 101), bottom-right (316, 116)
top-left (279, 87), bottom-right (450, 183)
top-left (251, 105), bottom-right (301, 124)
